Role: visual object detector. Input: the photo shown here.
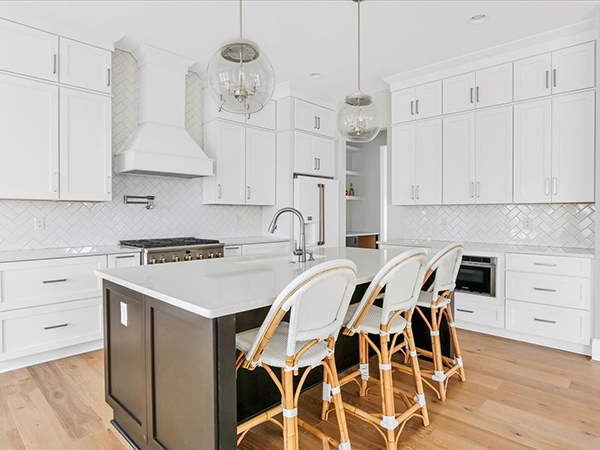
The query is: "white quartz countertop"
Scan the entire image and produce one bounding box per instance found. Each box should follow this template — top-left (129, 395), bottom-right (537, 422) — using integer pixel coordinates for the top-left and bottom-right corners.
top-left (219, 236), bottom-right (290, 246)
top-left (95, 247), bottom-right (407, 319)
top-left (0, 245), bottom-right (142, 264)
top-left (379, 238), bottom-right (595, 258)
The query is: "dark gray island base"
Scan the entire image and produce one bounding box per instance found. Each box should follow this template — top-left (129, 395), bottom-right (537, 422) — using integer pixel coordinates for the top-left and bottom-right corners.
top-left (103, 280), bottom-right (451, 450)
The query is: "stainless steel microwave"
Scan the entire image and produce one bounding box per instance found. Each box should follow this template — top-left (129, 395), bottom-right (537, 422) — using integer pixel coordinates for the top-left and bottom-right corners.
top-left (455, 255), bottom-right (497, 297)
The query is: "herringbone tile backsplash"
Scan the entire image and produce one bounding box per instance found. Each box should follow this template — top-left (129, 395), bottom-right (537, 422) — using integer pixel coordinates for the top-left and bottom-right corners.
top-left (403, 203), bottom-right (595, 249)
top-left (0, 50), bottom-right (262, 251)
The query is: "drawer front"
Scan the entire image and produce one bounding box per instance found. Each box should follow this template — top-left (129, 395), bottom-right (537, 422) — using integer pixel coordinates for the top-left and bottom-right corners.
top-left (506, 253), bottom-right (591, 277)
top-left (223, 246), bottom-right (242, 257)
top-left (241, 242), bottom-right (290, 256)
top-left (108, 253), bottom-right (141, 269)
top-left (0, 255), bottom-right (107, 311)
top-left (0, 298), bottom-right (102, 360)
top-left (505, 300), bottom-right (590, 345)
top-left (454, 297), bottom-right (504, 328)
top-left (506, 271), bottom-right (590, 310)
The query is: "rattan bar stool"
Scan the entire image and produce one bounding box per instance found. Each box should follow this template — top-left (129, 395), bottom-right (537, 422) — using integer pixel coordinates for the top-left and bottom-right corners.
top-left (235, 259), bottom-right (358, 450)
top-left (321, 249), bottom-right (430, 450)
top-left (393, 243), bottom-right (465, 401)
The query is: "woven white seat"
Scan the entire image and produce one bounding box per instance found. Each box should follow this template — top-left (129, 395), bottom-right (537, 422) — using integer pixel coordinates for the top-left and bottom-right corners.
top-left (416, 291), bottom-right (450, 309)
top-left (343, 303), bottom-right (407, 335)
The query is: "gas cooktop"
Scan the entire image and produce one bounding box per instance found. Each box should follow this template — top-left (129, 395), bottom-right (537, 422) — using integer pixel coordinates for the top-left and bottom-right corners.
top-left (119, 237), bottom-right (220, 249)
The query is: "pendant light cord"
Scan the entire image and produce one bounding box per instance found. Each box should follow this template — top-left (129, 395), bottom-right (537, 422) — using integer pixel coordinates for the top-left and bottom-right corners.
top-left (357, 0), bottom-right (361, 92)
top-left (240, 0), bottom-right (243, 38)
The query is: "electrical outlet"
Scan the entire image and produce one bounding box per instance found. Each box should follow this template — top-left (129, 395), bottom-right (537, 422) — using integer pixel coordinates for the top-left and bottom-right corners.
top-left (523, 218), bottom-right (532, 230)
top-left (33, 217), bottom-right (45, 231)
top-left (441, 217), bottom-right (447, 229)
top-left (235, 215), bottom-right (241, 225)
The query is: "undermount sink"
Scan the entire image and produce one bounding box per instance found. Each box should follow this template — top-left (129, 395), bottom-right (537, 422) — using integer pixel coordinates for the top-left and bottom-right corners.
top-left (235, 253), bottom-right (327, 265)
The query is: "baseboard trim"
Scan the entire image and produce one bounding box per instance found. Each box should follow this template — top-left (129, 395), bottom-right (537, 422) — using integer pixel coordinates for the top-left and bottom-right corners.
top-left (592, 339), bottom-right (600, 362)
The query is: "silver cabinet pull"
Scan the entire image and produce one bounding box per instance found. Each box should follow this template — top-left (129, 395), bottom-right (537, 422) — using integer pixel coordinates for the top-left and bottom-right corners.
top-left (534, 318), bottom-right (556, 324)
top-left (457, 309), bottom-right (474, 314)
top-left (545, 178), bottom-right (550, 196)
top-left (534, 262), bottom-right (556, 267)
top-left (226, 246), bottom-right (240, 250)
top-left (115, 255), bottom-right (135, 259)
top-left (217, 184), bottom-right (222, 199)
top-left (53, 172), bottom-right (59, 193)
top-left (476, 86), bottom-right (480, 102)
top-left (246, 186), bottom-right (250, 200)
top-left (552, 177), bottom-right (557, 195)
top-left (470, 87), bottom-right (473, 104)
top-left (477, 182), bottom-right (481, 198)
top-left (314, 116), bottom-right (318, 129)
top-left (415, 99), bottom-right (419, 115)
top-left (553, 69), bottom-right (557, 87)
top-left (534, 287), bottom-right (557, 292)
top-left (314, 158), bottom-right (318, 170)
top-left (106, 176), bottom-right (111, 194)
top-left (411, 185), bottom-right (415, 200)
top-left (545, 70), bottom-right (549, 89)
top-left (470, 182), bottom-right (474, 198)
top-left (317, 158), bottom-right (321, 170)
top-left (317, 117), bottom-right (321, 129)
top-left (43, 278), bottom-right (67, 284)
top-left (107, 68), bottom-right (111, 87)
top-left (317, 183), bottom-right (325, 245)
top-left (416, 185), bottom-right (420, 200)
top-left (410, 101), bottom-right (414, 115)
top-left (53, 54), bottom-right (58, 74)
top-left (44, 323), bottom-right (68, 330)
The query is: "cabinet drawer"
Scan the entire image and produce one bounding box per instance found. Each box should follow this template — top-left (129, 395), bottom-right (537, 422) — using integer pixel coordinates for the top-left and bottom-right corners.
top-left (506, 271), bottom-right (590, 310)
top-left (505, 300), bottom-right (590, 345)
top-left (506, 253), bottom-right (591, 277)
top-left (454, 297), bottom-right (504, 328)
top-left (0, 255), bottom-right (107, 311)
top-left (108, 253), bottom-right (141, 269)
top-left (0, 298), bottom-right (102, 361)
top-left (223, 246), bottom-right (242, 257)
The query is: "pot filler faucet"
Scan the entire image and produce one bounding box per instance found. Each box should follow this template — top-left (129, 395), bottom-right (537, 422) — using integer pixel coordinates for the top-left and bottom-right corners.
top-left (268, 207), bottom-right (313, 263)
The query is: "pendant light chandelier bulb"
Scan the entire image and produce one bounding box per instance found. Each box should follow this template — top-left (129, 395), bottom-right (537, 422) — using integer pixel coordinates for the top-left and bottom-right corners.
top-left (206, 0), bottom-right (275, 114)
top-left (336, 0), bottom-right (381, 143)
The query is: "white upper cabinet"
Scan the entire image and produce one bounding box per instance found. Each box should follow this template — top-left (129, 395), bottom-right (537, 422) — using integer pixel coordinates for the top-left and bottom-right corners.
top-left (514, 53), bottom-right (552, 101)
top-left (246, 100), bottom-right (276, 130)
top-left (0, 19), bottom-right (58, 82)
top-left (392, 82), bottom-right (442, 124)
top-left (0, 73), bottom-right (59, 200)
top-left (414, 119), bottom-right (442, 204)
top-left (475, 106), bottom-right (513, 204)
top-left (313, 136), bottom-right (335, 177)
top-left (245, 127), bottom-right (276, 205)
top-left (293, 132), bottom-right (335, 178)
top-left (59, 88), bottom-right (112, 202)
top-left (552, 42), bottom-right (595, 95)
top-left (391, 124), bottom-right (415, 205)
top-left (514, 99), bottom-right (552, 203)
top-left (551, 91), bottom-right (595, 203)
top-left (215, 121), bottom-right (246, 205)
top-left (294, 99), bottom-right (335, 138)
top-left (475, 63), bottom-right (513, 108)
top-left (443, 72), bottom-right (475, 115)
top-left (59, 38), bottom-right (111, 94)
top-left (442, 113), bottom-right (476, 204)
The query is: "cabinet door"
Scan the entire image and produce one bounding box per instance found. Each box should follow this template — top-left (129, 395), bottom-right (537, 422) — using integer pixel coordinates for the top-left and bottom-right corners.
top-left (246, 100), bottom-right (276, 130)
top-left (552, 42), bottom-right (595, 94)
top-left (59, 38), bottom-right (112, 93)
top-left (514, 99), bottom-right (552, 203)
top-left (215, 121), bottom-right (246, 204)
top-left (442, 113), bottom-right (476, 205)
top-left (514, 53), bottom-right (552, 101)
top-left (415, 119), bottom-right (442, 205)
top-left (245, 128), bottom-right (276, 205)
top-left (313, 136), bottom-right (335, 177)
top-left (551, 91), bottom-right (595, 203)
top-left (294, 132), bottom-right (316, 175)
top-left (315, 106), bottom-right (335, 138)
top-left (391, 124), bottom-right (415, 205)
top-left (415, 81), bottom-right (442, 120)
top-left (0, 19), bottom-right (58, 81)
top-left (59, 88), bottom-right (111, 201)
top-left (475, 63), bottom-right (513, 109)
top-left (294, 99), bottom-right (318, 134)
top-left (391, 88), bottom-right (416, 124)
top-left (475, 106), bottom-right (513, 204)
top-left (443, 72), bottom-right (475, 115)
top-left (0, 74), bottom-right (59, 200)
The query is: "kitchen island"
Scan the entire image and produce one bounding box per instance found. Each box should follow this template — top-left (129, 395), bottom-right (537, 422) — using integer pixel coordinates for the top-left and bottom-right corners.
top-left (95, 247), bottom-right (450, 450)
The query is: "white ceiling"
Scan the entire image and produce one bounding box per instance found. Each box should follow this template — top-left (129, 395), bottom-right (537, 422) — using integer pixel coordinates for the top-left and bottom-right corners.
top-left (2, 1), bottom-right (598, 102)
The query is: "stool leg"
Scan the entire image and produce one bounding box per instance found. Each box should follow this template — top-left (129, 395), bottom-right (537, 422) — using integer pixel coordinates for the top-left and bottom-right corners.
top-left (379, 335), bottom-right (398, 450)
top-left (321, 363), bottom-right (331, 420)
top-left (325, 353), bottom-right (351, 449)
top-left (404, 321), bottom-right (429, 427)
top-left (430, 307), bottom-right (446, 401)
top-left (282, 368), bottom-right (299, 450)
top-left (359, 332), bottom-right (369, 397)
top-left (445, 305), bottom-right (466, 382)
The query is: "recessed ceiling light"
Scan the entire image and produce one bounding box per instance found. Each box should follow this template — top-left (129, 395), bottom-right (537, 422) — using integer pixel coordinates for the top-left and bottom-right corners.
top-left (468, 14), bottom-right (488, 25)
top-left (309, 72), bottom-right (323, 79)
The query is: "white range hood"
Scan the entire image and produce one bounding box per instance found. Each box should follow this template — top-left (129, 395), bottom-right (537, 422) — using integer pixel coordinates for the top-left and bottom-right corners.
top-left (115, 45), bottom-right (213, 178)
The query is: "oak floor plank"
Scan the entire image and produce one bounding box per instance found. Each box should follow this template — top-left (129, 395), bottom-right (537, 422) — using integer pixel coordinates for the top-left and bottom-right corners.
top-left (0, 387), bottom-right (24, 450)
top-left (80, 350), bottom-right (105, 377)
top-left (67, 428), bottom-right (127, 450)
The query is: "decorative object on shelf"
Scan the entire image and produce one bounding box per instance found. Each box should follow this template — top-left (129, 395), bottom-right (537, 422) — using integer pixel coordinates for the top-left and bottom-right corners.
top-left (206, 0), bottom-right (275, 115)
top-left (348, 183), bottom-right (355, 196)
top-left (124, 195), bottom-right (155, 210)
top-left (336, 0), bottom-right (381, 143)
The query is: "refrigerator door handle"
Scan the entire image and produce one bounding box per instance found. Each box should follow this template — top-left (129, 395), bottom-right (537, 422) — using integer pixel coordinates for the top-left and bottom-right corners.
top-left (318, 183), bottom-right (325, 246)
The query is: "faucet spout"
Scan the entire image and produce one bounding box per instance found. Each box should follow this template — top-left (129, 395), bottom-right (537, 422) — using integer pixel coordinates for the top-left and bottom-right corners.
top-left (268, 207), bottom-right (307, 263)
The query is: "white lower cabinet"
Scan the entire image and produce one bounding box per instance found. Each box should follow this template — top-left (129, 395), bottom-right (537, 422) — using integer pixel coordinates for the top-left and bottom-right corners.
top-left (223, 246), bottom-right (243, 257)
top-left (108, 253), bottom-right (141, 268)
top-left (454, 297), bottom-right (504, 328)
top-left (505, 271), bottom-right (590, 310)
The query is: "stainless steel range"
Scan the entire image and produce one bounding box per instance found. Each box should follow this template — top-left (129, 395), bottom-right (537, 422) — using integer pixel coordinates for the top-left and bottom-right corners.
top-left (120, 237), bottom-right (224, 264)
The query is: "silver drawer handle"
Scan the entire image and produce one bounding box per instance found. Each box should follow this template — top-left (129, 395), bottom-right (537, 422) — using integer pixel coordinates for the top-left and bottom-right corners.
top-left (457, 308), bottom-right (474, 314)
top-left (534, 287), bottom-right (557, 292)
top-left (44, 323), bottom-right (68, 330)
top-left (226, 246), bottom-right (240, 250)
top-left (533, 262), bottom-right (556, 267)
top-left (115, 255), bottom-right (135, 259)
top-left (42, 278), bottom-right (67, 284)
top-left (534, 318), bottom-right (556, 324)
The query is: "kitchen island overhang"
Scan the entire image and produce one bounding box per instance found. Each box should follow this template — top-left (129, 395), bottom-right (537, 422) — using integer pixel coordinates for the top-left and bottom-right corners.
top-left (95, 247), bottom-right (451, 449)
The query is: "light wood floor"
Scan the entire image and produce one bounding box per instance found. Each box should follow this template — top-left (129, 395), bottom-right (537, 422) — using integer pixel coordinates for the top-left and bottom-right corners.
top-left (0, 330), bottom-right (598, 449)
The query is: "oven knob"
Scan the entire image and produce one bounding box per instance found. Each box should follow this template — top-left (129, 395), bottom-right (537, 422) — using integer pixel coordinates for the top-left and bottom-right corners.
top-left (208, 253), bottom-right (215, 259)
top-left (173, 255), bottom-right (180, 262)
top-left (149, 258), bottom-right (157, 264)
top-left (159, 257), bottom-right (167, 264)
top-left (197, 254), bottom-right (204, 260)
top-left (184, 254), bottom-right (193, 261)
top-left (217, 252), bottom-right (223, 258)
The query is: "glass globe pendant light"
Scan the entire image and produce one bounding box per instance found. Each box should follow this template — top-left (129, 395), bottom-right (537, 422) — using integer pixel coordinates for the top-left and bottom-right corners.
top-left (336, 0), bottom-right (381, 143)
top-left (206, 0), bottom-right (275, 114)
